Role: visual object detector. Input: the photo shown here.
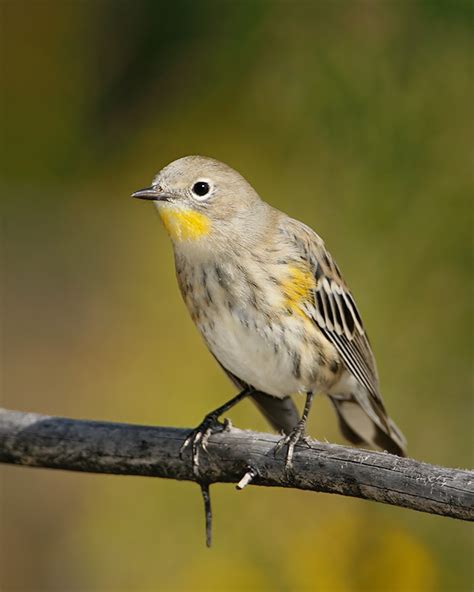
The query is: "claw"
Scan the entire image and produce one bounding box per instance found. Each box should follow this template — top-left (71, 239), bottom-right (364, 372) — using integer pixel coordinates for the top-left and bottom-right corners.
top-left (273, 421), bottom-right (307, 470)
top-left (180, 414), bottom-right (222, 477)
top-left (180, 389), bottom-right (253, 477)
top-left (201, 426), bottom-right (214, 452)
top-left (273, 434), bottom-right (289, 458)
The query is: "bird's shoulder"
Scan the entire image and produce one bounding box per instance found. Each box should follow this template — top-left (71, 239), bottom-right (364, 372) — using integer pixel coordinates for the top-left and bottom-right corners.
top-left (275, 213), bottom-right (355, 318)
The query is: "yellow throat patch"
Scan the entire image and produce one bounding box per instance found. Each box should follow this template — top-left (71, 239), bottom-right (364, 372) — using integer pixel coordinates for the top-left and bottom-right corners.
top-left (158, 207), bottom-right (210, 241)
top-left (282, 265), bottom-right (316, 317)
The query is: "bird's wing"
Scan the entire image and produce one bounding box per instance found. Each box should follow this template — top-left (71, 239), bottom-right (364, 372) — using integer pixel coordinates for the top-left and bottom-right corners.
top-left (282, 219), bottom-right (388, 425)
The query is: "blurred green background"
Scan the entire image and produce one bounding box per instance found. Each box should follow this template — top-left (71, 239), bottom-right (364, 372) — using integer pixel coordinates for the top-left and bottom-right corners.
top-left (1, 1), bottom-right (472, 590)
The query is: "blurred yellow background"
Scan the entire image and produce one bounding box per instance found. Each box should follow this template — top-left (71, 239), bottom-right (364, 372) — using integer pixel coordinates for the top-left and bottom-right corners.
top-left (1, 1), bottom-right (472, 591)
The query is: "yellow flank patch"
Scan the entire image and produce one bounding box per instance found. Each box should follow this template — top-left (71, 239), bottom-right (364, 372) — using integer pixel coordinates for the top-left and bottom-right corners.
top-left (282, 265), bottom-right (316, 317)
top-left (159, 207), bottom-right (210, 241)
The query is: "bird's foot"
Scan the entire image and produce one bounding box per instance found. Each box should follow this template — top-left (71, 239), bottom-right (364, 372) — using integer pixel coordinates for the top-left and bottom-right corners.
top-left (273, 421), bottom-right (310, 470)
top-left (180, 413), bottom-right (225, 477)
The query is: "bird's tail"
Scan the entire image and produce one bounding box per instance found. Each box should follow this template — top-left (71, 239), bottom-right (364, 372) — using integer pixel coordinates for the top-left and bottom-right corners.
top-left (329, 394), bottom-right (407, 457)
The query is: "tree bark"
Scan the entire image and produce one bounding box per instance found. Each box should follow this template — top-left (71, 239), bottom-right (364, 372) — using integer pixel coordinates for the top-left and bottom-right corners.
top-left (0, 408), bottom-right (472, 521)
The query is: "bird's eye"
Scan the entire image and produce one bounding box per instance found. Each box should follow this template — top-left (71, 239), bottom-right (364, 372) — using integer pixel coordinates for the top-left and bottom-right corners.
top-left (191, 181), bottom-right (211, 200)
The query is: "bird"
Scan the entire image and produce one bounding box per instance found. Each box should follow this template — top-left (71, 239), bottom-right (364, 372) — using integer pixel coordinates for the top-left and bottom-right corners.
top-left (132, 155), bottom-right (407, 472)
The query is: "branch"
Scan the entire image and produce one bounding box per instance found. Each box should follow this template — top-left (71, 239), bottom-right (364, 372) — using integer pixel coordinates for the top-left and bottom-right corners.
top-left (0, 408), bottom-right (472, 523)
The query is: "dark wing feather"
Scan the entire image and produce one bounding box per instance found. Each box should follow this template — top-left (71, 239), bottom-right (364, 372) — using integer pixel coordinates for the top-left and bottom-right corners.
top-left (284, 221), bottom-right (388, 423)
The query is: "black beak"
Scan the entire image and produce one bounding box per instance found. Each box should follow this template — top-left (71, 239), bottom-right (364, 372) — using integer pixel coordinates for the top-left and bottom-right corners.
top-left (131, 186), bottom-right (168, 201)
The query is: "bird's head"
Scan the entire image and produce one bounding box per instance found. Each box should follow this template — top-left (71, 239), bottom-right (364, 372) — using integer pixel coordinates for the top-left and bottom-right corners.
top-left (132, 156), bottom-right (267, 252)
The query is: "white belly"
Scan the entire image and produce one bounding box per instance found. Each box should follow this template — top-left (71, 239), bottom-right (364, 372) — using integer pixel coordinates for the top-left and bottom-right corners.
top-left (199, 307), bottom-right (310, 397)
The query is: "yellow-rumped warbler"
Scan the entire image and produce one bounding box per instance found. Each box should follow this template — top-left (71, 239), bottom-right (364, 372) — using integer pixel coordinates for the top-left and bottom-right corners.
top-left (132, 155), bottom-right (406, 468)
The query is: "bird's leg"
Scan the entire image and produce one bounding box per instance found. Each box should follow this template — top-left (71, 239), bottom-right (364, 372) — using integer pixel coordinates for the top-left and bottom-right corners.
top-left (274, 391), bottom-right (314, 469)
top-left (180, 387), bottom-right (252, 476)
